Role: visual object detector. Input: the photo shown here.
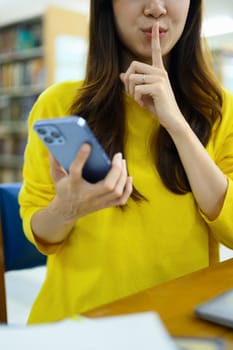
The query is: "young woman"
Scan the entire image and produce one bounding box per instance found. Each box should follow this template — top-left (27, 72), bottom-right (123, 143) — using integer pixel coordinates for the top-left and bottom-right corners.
top-left (19, 0), bottom-right (233, 324)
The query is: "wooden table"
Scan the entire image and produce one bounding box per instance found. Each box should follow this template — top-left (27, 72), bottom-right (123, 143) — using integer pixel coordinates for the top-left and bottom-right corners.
top-left (85, 258), bottom-right (233, 349)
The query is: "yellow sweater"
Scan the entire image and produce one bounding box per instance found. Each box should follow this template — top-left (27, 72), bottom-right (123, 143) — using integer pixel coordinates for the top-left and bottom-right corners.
top-left (19, 81), bottom-right (233, 324)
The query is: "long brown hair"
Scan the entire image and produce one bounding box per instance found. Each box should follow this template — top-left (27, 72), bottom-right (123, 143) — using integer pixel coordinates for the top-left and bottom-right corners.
top-left (70, 0), bottom-right (222, 197)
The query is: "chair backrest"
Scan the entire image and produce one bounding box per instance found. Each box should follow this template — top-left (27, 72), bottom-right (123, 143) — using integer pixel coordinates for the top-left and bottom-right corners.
top-left (0, 182), bottom-right (46, 323)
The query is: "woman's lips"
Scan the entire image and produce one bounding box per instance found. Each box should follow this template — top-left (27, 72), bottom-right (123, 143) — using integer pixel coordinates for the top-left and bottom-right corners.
top-left (144, 28), bottom-right (167, 39)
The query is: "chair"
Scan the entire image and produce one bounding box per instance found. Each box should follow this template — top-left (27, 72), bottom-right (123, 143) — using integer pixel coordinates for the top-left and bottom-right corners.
top-left (0, 182), bottom-right (46, 323)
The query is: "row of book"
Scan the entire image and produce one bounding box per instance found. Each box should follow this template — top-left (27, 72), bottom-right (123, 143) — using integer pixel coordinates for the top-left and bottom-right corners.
top-left (0, 21), bottom-right (42, 54)
top-left (0, 58), bottom-right (46, 88)
top-left (0, 166), bottom-right (23, 183)
top-left (0, 134), bottom-right (26, 155)
top-left (0, 135), bottom-right (26, 180)
top-left (0, 94), bottom-right (38, 122)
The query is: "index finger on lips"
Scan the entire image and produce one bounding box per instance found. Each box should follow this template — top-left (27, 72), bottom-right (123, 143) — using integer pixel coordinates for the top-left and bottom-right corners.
top-left (152, 22), bottom-right (164, 68)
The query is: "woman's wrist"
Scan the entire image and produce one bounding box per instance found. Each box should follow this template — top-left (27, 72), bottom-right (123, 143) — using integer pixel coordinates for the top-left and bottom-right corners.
top-left (31, 196), bottom-right (79, 245)
top-left (47, 196), bottom-right (80, 225)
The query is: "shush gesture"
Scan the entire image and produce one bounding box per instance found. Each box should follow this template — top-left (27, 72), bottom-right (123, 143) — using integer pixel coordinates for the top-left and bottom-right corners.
top-left (19, 0), bottom-right (233, 325)
top-left (120, 22), bottom-right (184, 134)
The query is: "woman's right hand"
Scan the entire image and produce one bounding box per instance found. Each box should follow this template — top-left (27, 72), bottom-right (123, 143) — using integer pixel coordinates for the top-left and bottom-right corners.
top-left (31, 144), bottom-right (132, 245)
top-left (50, 143), bottom-right (133, 223)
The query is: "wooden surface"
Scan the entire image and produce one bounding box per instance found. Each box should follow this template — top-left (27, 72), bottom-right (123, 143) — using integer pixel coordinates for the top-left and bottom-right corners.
top-left (85, 258), bottom-right (233, 348)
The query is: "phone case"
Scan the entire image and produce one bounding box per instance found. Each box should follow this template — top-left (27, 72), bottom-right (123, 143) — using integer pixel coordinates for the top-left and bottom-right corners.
top-left (33, 116), bottom-right (111, 183)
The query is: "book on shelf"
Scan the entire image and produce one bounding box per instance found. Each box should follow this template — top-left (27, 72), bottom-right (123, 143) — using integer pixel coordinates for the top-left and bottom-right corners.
top-left (0, 58), bottom-right (46, 89)
top-left (0, 19), bottom-right (42, 55)
top-left (0, 167), bottom-right (21, 183)
top-left (0, 95), bottom-right (39, 122)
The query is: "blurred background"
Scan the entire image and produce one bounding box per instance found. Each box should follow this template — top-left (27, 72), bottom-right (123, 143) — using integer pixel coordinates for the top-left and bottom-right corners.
top-left (0, 0), bottom-right (233, 184)
top-left (0, 0), bottom-right (233, 325)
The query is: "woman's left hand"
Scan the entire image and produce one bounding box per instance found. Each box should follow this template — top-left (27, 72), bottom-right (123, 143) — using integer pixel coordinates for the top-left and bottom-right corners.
top-left (120, 22), bottom-right (184, 133)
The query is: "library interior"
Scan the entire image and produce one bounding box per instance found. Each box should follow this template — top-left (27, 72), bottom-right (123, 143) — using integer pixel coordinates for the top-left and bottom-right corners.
top-left (1, 0), bottom-right (233, 347)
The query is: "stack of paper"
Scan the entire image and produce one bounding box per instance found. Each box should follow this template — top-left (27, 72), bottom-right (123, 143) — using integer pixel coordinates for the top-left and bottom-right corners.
top-left (0, 312), bottom-right (178, 349)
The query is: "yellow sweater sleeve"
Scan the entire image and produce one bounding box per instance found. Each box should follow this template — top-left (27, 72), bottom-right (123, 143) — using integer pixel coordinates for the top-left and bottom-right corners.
top-left (199, 88), bottom-right (233, 248)
top-left (19, 81), bottom-right (82, 254)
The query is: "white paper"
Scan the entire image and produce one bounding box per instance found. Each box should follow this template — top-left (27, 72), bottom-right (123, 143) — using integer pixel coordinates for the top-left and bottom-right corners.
top-left (0, 312), bottom-right (178, 349)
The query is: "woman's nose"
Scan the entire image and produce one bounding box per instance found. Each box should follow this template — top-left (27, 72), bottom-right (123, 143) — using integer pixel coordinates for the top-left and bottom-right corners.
top-left (144, 1), bottom-right (167, 18)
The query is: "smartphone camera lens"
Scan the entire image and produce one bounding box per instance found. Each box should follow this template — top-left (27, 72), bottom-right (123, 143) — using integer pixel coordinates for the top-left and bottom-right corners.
top-left (37, 128), bottom-right (47, 135)
top-left (35, 124), bottom-right (65, 145)
top-left (44, 136), bottom-right (54, 144)
top-left (51, 131), bottom-right (60, 138)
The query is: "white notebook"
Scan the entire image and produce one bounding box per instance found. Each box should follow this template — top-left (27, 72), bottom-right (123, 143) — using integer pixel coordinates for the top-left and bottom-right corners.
top-left (195, 288), bottom-right (233, 328)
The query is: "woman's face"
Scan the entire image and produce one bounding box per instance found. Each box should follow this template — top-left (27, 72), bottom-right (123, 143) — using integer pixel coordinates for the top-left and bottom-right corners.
top-left (112, 0), bottom-right (190, 64)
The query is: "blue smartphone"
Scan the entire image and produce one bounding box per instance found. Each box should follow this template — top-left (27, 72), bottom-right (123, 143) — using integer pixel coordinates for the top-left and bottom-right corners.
top-left (33, 116), bottom-right (111, 183)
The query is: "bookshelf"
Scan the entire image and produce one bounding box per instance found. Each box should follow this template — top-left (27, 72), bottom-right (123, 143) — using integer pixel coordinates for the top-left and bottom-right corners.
top-left (0, 6), bottom-right (88, 182)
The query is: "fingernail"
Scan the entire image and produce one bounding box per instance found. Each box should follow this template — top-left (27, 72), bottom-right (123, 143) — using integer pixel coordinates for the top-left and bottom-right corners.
top-left (81, 143), bottom-right (91, 152)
